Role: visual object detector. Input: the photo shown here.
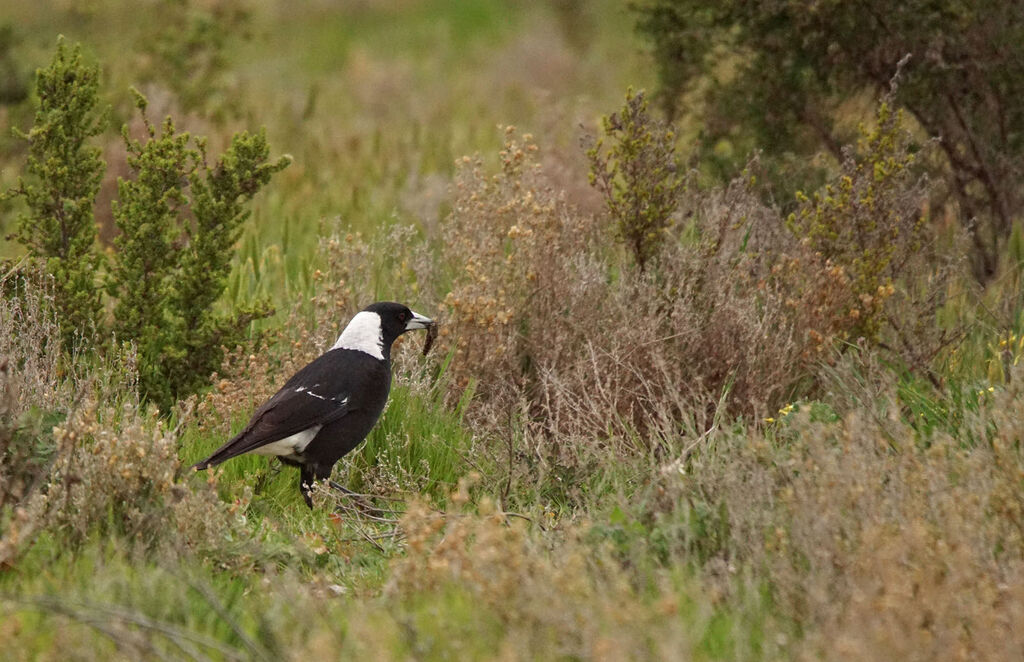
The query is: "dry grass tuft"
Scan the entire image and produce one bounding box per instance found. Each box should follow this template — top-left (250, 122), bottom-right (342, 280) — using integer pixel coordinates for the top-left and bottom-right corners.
top-left (651, 364), bottom-right (1024, 661)
top-left (386, 479), bottom-right (696, 660)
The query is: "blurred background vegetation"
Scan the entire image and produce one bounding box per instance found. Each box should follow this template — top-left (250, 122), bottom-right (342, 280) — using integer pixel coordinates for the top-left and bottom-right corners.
top-left (2, 1), bottom-right (1024, 660)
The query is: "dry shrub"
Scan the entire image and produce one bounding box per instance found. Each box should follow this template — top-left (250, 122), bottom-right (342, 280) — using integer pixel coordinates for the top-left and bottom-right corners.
top-left (1, 393), bottom-right (246, 567)
top-left (439, 128), bottom-right (595, 400)
top-left (46, 402), bottom-right (212, 544)
top-left (433, 107), bottom-right (963, 466)
top-left (386, 481), bottom-right (694, 660)
top-left (657, 366), bottom-right (1024, 661)
top-left (0, 272), bottom-right (65, 518)
top-left (0, 269), bottom-right (72, 411)
top-left (0, 271), bottom-right (244, 568)
top-left (434, 129), bottom-right (817, 492)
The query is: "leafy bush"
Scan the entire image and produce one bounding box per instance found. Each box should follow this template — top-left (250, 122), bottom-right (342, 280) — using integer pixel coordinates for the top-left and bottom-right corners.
top-left (586, 89), bottom-right (683, 271)
top-left (5, 40), bottom-right (288, 410)
top-left (634, 0), bottom-right (1024, 281)
top-left (3, 39), bottom-right (105, 350)
top-left (109, 93), bottom-right (289, 409)
top-left (782, 96), bottom-right (962, 383)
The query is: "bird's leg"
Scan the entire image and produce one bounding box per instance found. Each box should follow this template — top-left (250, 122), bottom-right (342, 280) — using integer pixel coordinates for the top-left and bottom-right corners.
top-left (300, 465), bottom-right (316, 509)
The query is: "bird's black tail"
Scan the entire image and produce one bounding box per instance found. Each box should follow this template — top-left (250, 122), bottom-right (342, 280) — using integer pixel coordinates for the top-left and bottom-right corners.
top-left (190, 432), bottom-right (248, 472)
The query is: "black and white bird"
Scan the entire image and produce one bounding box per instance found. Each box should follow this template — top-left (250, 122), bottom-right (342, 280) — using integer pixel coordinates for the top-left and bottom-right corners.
top-left (192, 301), bottom-right (434, 507)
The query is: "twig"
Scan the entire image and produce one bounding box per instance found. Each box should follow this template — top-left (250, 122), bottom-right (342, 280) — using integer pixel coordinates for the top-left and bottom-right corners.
top-left (0, 255), bottom-right (30, 283)
top-left (326, 481), bottom-right (406, 502)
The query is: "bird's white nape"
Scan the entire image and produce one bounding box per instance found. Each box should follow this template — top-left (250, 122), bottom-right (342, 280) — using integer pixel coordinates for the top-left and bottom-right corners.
top-left (331, 311), bottom-right (385, 359)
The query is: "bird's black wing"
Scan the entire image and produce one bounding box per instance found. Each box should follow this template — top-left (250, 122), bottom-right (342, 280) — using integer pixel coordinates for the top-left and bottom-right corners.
top-left (192, 350), bottom-right (364, 469)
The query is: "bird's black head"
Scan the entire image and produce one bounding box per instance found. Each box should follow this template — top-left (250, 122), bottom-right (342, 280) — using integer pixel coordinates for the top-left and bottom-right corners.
top-left (332, 302), bottom-right (434, 360)
top-left (366, 301), bottom-right (433, 344)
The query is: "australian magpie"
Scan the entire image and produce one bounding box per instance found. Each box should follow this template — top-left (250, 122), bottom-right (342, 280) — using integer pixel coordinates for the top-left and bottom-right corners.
top-left (191, 301), bottom-right (434, 507)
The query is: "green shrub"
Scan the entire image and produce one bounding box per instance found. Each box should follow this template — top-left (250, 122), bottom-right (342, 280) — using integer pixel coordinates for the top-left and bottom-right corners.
top-left (586, 88), bottom-right (683, 272)
top-left (782, 96), bottom-right (960, 383)
top-left (109, 92), bottom-right (289, 410)
top-left (6, 40), bottom-right (289, 410)
top-left (3, 38), bottom-right (106, 350)
top-left (635, 0), bottom-right (1024, 281)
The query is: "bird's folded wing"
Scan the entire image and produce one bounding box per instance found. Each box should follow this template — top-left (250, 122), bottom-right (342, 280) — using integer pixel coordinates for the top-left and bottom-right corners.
top-left (192, 387), bottom-right (352, 469)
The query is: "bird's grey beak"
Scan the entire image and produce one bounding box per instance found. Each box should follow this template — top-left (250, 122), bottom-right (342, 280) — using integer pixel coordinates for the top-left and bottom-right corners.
top-left (405, 310), bottom-right (434, 331)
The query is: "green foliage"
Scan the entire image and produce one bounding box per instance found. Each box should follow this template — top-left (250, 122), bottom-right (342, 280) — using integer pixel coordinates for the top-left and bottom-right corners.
top-left (5, 38), bottom-right (288, 410)
top-left (786, 102), bottom-right (926, 341)
top-left (586, 89), bottom-right (683, 271)
top-left (108, 92), bottom-right (289, 410)
top-left (635, 0), bottom-right (1024, 281)
top-left (3, 38), bottom-right (105, 349)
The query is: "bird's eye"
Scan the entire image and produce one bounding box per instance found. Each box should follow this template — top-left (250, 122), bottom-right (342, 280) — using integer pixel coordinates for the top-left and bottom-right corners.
top-left (398, 311), bottom-right (407, 322)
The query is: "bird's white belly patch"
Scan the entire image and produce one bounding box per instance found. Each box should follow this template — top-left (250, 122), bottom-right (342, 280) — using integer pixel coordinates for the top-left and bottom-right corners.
top-left (253, 425), bottom-right (323, 458)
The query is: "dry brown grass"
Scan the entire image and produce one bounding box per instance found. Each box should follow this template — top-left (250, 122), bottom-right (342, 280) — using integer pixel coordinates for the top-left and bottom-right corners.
top-left (648, 362), bottom-right (1024, 661)
top-left (385, 480), bottom-right (699, 660)
top-left (423, 131), bottom-right (837, 503)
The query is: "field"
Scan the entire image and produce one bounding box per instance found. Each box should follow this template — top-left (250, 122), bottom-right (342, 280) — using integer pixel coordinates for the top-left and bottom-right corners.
top-left (2, 1), bottom-right (1024, 660)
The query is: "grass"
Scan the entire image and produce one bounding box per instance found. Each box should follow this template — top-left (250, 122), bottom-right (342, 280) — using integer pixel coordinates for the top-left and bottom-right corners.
top-left (3, 1), bottom-right (1024, 660)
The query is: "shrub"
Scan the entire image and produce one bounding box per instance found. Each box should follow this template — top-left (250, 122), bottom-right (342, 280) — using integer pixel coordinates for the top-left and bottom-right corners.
top-left (5, 39), bottom-right (289, 410)
top-left (1, 394), bottom-right (248, 566)
top-left (781, 95), bottom-right (964, 384)
top-left (3, 38), bottom-right (106, 350)
top-left (0, 269), bottom-right (242, 568)
top-left (0, 285), bottom-right (59, 533)
top-left (635, 0), bottom-right (1024, 281)
top-left (431, 94), bottom-right (963, 507)
top-left (108, 92), bottom-right (289, 410)
top-left (434, 128), bottom-right (815, 506)
top-left (586, 88), bottom-right (684, 271)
